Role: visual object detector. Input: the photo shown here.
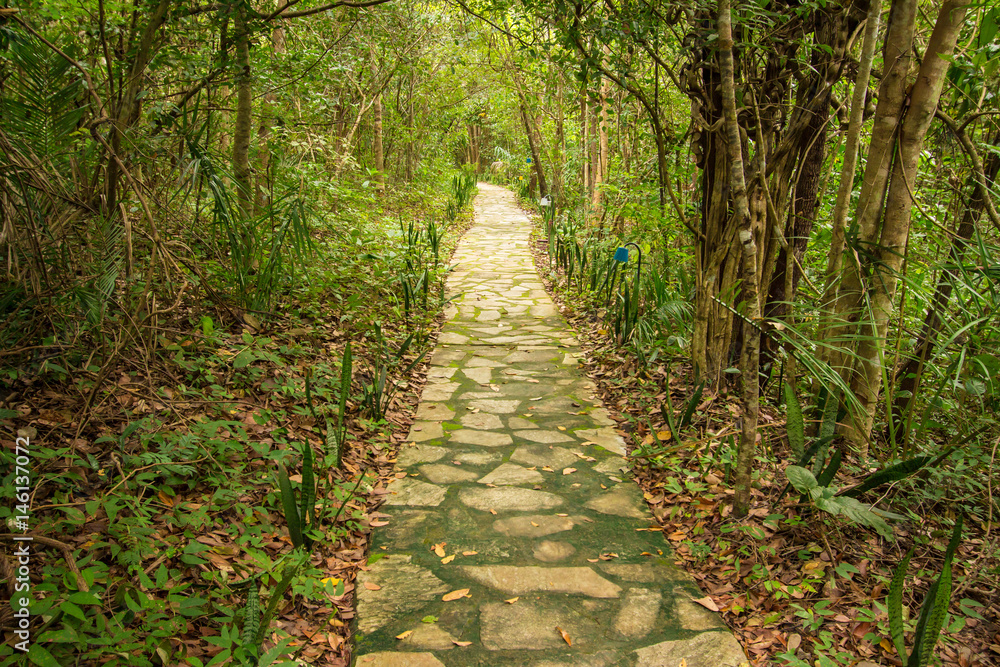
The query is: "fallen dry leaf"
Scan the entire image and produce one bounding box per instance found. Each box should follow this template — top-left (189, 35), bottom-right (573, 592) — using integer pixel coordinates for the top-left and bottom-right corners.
top-left (562, 467), bottom-right (577, 475)
top-left (441, 554), bottom-right (456, 564)
top-left (453, 640), bottom-right (472, 647)
top-left (692, 596), bottom-right (719, 612)
top-left (442, 588), bottom-right (470, 602)
top-left (504, 597), bottom-right (519, 604)
top-left (432, 543), bottom-right (446, 557)
top-left (363, 582), bottom-right (382, 591)
top-left (395, 630), bottom-right (413, 640)
top-left (556, 626), bottom-right (572, 646)
top-left (370, 519), bottom-right (389, 527)
top-left (462, 551), bottom-right (478, 556)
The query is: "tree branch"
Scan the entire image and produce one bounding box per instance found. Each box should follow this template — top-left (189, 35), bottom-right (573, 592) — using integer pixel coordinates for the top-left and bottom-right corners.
top-left (936, 108), bottom-right (1000, 234)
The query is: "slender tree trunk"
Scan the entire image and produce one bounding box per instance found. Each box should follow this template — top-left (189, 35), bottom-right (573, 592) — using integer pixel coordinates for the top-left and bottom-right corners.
top-left (105, 0), bottom-right (171, 214)
top-left (517, 94), bottom-right (548, 197)
top-left (232, 8), bottom-right (253, 215)
top-left (591, 56), bottom-right (610, 219)
top-left (846, 0), bottom-right (968, 451)
top-left (819, 0), bottom-right (883, 320)
top-left (581, 89), bottom-right (590, 195)
top-left (374, 93), bottom-right (385, 189)
top-left (255, 22), bottom-right (284, 212)
top-left (553, 69), bottom-right (564, 203)
top-left (827, 0), bottom-right (917, 380)
top-left (718, 0), bottom-right (758, 518)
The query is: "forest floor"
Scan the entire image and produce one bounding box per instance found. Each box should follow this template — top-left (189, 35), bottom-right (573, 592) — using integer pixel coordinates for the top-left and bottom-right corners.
top-left (0, 186), bottom-right (473, 665)
top-left (2, 182), bottom-right (998, 667)
top-left (526, 206), bottom-right (1000, 666)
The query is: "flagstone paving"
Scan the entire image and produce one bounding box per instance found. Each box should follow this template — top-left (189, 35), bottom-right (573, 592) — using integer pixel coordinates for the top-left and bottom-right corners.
top-left (354, 183), bottom-right (748, 667)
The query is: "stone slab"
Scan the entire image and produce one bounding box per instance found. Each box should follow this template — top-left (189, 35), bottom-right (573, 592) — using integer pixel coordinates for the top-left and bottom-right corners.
top-left (458, 565), bottom-right (621, 597)
top-left (384, 479), bottom-right (447, 507)
top-left (459, 487), bottom-right (563, 512)
top-left (449, 429), bottom-right (513, 447)
top-left (634, 631), bottom-right (749, 667)
top-left (492, 514), bottom-right (575, 538)
top-left (478, 462), bottom-right (544, 486)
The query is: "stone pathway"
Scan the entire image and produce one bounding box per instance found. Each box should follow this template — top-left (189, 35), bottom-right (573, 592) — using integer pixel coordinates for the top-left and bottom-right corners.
top-left (354, 184), bottom-right (748, 667)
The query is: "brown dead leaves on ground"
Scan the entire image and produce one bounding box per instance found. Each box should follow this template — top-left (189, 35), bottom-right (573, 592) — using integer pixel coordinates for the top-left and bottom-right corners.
top-left (529, 228), bottom-right (1000, 667)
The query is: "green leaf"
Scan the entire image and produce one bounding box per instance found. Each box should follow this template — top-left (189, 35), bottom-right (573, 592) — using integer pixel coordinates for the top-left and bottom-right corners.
top-left (421, 615), bottom-right (438, 623)
top-left (233, 349), bottom-right (256, 368)
top-left (277, 463), bottom-right (303, 549)
top-left (816, 449), bottom-right (842, 487)
top-left (784, 381), bottom-right (804, 459)
top-left (59, 600), bottom-right (87, 621)
top-left (300, 441), bottom-right (316, 531)
top-left (842, 450), bottom-right (951, 498)
top-left (834, 562), bottom-right (859, 580)
top-left (27, 643), bottom-right (62, 667)
top-left (242, 580), bottom-right (261, 657)
top-left (889, 548), bottom-right (913, 662)
top-left (785, 465), bottom-right (819, 494)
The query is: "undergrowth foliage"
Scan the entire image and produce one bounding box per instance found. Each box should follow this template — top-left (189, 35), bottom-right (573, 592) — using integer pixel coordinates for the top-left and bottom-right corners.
top-left (0, 106), bottom-right (477, 665)
top-left (530, 210), bottom-right (997, 667)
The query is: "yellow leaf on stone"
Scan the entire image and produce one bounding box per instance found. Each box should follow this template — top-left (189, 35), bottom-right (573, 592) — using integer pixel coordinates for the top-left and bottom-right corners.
top-left (363, 582), bottom-right (381, 591)
top-left (396, 630), bottom-right (413, 640)
top-left (441, 554), bottom-right (456, 564)
top-left (530, 521), bottom-right (539, 527)
top-left (432, 543), bottom-right (446, 557)
top-left (463, 550), bottom-right (478, 556)
top-left (489, 509), bottom-right (497, 515)
top-left (504, 597), bottom-right (518, 604)
top-left (557, 426), bottom-right (566, 431)
top-left (453, 641), bottom-right (472, 647)
top-left (562, 468), bottom-right (576, 475)
top-left (556, 513), bottom-right (568, 517)
top-left (442, 588), bottom-right (470, 602)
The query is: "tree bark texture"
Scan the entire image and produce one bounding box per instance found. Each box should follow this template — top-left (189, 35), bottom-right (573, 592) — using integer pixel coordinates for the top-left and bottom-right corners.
top-left (717, 0), bottom-right (758, 519)
top-left (846, 0), bottom-right (968, 449)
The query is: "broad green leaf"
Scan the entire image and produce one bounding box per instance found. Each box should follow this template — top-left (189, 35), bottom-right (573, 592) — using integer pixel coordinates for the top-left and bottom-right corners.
top-left (785, 465), bottom-right (818, 494)
top-left (783, 381), bottom-right (804, 459)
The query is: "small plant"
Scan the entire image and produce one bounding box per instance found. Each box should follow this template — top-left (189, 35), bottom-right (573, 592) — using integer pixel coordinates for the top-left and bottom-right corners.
top-left (230, 554), bottom-right (306, 665)
top-left (888, 515), bottom-right (963, 667)
top-left (360, 323), bottom-right (426, 420)
top-left (276, 441), bottom-right (319, 550)
top-left (327, 343), bottom-right (352, 469)
top-left (781, 382), bottom-right (956, 538)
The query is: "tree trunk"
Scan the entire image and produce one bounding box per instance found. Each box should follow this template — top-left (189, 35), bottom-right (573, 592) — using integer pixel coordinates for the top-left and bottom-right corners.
top-left (232, 8), bottom-right (253, 215)
top-left (374, 93), bottom-right (385, 189)
top-left (846, 0), bottom-right (968, 451)
top-left (591, 61), bottom-right (610, 220)
top-left (718, 0), bottom-right (758, 518)
top-left (518, 100), bottom-right (548, 197)
top-left (581, 89), bottom-right (590, 195)
top-left (819, 0), bottom-right (883, 318)
top-left (255, 22), bottom-right (284, 212)
top-left (105, 0), bottom-right (171, 215)
top-left (826, 0), bottom-right (918, 380)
